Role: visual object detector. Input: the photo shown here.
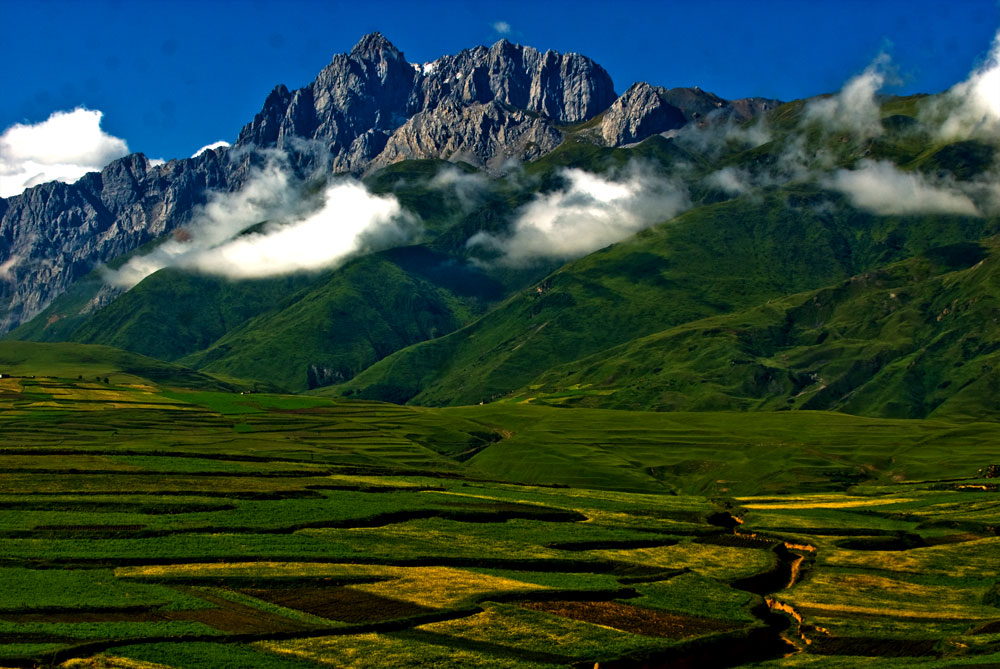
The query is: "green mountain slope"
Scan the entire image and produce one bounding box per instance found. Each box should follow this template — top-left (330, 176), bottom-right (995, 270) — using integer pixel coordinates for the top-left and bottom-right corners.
top-left (333, 188), bottom-right (996, 406)
top-left (67, 269), bottom-right (318, 362)
top-left (0, 341), bottom-right (249, 390)
top-left (179, 249), bottom-right (502, 391)
top-left (511, 239), bottom-right (1000, 420)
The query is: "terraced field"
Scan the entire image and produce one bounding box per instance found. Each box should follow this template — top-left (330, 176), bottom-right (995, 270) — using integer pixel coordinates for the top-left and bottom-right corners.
top-left (0, 374), bottom-right (998, 667)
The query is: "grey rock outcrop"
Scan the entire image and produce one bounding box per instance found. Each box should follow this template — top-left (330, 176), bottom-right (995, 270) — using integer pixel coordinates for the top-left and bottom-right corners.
top-left (0, 149), bottom-right (235, 333)
top-left (371, 101), bottom-right (564, 170)
top-left (235, 33), bottom-right (617, 174)
top-left (602, 82), bottom-right (780, 146)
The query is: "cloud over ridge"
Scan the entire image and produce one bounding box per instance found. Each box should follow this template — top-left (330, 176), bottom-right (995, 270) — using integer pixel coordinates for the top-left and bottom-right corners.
top-left (106, 162), bottom-right (417, 287)
top-left (0, 108), bottom-right (130, 198)
top-left (468, 166), bottom-right (689, 265)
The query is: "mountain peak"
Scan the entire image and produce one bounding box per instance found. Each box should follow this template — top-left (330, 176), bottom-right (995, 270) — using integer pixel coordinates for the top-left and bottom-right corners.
top-left (350, 32), bottom-right (402, 59)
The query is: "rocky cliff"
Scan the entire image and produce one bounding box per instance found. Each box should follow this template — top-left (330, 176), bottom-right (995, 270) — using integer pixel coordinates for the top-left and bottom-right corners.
top-left (0, 150), bottom-right (238, 333)
top-left (234, 34), bottom-right (617, 172)
top-left (601, 81), bottom-right (781, 145)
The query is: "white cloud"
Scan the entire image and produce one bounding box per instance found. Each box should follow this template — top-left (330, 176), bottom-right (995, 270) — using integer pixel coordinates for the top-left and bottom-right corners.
top-left (933, 30), bottom-right (1000, 140)
top-left (672, 114), bottom-right (772, 157)
top-left (0, 254), bottom-right (19, 281)
top-left (429, 166), bottom-right (488, 209)
top-left (468, 166), bottom-right (688, 265)
top-left (105, 162), bottom-right (416, 286)
top-left (184, 180), bottom-right (415, 279)
top-left (805, 54), bottom-right (892, 138)
top-left (493, 21), bottom-right (512, 35)
top-left (191, 141), bottom-right (230, 158)
top-left (0, 108), bottom-right (130, 198)
top-left (705, 167), bottom-right (751, 195)
top-left (825, 160), bottom-right (980, 217)
top-left (105, 162), bottom-right (295, 286)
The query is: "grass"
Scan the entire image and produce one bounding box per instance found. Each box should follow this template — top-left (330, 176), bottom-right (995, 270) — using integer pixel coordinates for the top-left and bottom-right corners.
top-left (0, 374), bottom-right (996, 666)
top-left (417, 601), bottom-right (673, 661)
top-left (511, 241), bottom-right (1000, 422)
top-left (108, 642), bottom-right (326, 669)
top-left (258, 632), bottom-right (565, 668)
top-left (0, 342), bottom-right (244, 391)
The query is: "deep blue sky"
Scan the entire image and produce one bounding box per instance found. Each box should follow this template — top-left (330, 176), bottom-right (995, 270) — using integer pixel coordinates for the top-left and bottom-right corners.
top-left (2, 0), bottom-right (998, 160)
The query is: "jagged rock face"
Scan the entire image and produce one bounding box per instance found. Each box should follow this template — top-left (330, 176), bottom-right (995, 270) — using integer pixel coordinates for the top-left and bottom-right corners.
top-left (235, 34), bottom-right (616, 173)
top-left (409, 39), bottom-right (616, 123)
top-left (601, 83), bottom-right (688, 145)
top-left (0, 150), bottom-right (234, 333)
top-left (602, 82), bottom-right (781, 146)
top-left (371, 101), bottom-right (564, 170)
top-left (0, 34), bottom-right (619, 334)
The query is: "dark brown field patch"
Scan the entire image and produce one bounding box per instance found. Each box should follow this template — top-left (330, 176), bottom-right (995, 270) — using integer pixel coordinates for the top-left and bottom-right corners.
top-left (923, 532), bottom-right (986, 546)
top-left (808, 635), bottom-right (938, 657)
top-left (971, 620), bottom-right (1000, 634)
top-left (238, 586), bottom-right (434, 623)
top-left (0, 588), bottom-right (310, 635)
top-left (33, 524), bottom-right (145, 532)
top-left (0, 608), bottom-right (159, 624)
top-left (520, 600), bottom-right (741, 638)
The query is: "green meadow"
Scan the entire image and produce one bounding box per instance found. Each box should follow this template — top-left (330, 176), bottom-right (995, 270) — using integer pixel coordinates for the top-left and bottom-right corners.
top-left (0, 347), bottom-right (998, 667)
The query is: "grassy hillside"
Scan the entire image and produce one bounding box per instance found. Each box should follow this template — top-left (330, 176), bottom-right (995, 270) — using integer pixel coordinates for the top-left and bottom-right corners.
top-left (67, 269), bottom-right (319, 362)
top-left (180, 251), bottom-right (499, 392)
top-left (0, 341), bottom-right (250, 391)
top-left (334, 187), bottom-right (995, 406)
top-left (512, 239), bottom-right (1000, 420)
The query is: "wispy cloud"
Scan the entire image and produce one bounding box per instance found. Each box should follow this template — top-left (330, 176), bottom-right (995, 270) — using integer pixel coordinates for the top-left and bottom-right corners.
top-left (824, 160), bottom-right (980, 217)
top-left (492, 21), bottom-right (512, 35)
top-left (468, 165), bottom-right (688, 265)
top-left (0, 108), bottom-right (130, 198)
top-left (804, 53), bottom-right (893, 138)
top-left (428, 166), bottom-right (489, 209)
top-left (704, 166), bottom-right (752, 195)
top-left (0, 254), bottom-right (19, 281)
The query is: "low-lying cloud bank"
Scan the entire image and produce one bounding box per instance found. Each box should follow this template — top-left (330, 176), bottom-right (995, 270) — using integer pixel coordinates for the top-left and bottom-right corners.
top-left (825, 160), bottom-right (981, 217)
top-left (693, 34), bottom-right (1000, 218)
top-left (468, 166), bottom-right (689, 265)
top-left (428, 166), bottom-right (489, 209)
top-left (0, 108), bottom-right (130, 198)
top-left (106, 162), bottom-right (417, 287)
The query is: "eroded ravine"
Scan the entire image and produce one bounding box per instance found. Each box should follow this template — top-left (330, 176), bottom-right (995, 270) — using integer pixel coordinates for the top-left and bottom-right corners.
top-left (719, 510), bottom-right (819, 662)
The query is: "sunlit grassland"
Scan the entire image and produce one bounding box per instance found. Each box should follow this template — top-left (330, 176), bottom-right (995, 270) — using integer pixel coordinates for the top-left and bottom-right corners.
top-left (0, 374), bottom-right (998, 667)
top-left (589, 542), bottom-right (778, 581)
top-left (738, 490), bottom-right (1000, 652)
top-left (257, 631), bottom-right (564, 668)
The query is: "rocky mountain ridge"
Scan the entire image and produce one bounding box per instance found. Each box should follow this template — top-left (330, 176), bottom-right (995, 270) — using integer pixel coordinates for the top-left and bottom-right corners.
top-left (0, 32), bottom-right (778, 334)
top-left (233, 33), bottom-right (618, 172)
